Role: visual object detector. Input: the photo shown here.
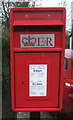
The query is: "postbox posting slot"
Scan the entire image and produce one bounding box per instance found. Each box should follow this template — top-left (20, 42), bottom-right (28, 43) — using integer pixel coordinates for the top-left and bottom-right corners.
top-left (13, 10), bottom-right (64, 26)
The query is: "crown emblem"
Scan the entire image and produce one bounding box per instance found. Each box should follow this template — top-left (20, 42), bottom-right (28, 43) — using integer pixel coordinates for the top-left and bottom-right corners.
top-left (22, 35), bottom-right (36, 46)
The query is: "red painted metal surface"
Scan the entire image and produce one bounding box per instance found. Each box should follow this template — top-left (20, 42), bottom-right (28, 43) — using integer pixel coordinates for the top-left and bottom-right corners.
top-left (10, 7), bottom-right (66, 111)
top-left (63, 49), bottom-right (73, 116)
top-left (15, 52), bottom-right (59, 108)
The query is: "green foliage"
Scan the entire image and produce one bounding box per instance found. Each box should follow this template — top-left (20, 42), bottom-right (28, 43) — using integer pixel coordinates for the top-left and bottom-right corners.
top-left (65, 33), bottom-right (70, 49)
top-left (2, 28), bottom-right (10, 89)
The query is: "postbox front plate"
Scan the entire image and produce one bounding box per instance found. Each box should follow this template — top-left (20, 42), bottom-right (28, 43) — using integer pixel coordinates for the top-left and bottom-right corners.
top-left (15, 52), bottom-right (60, 108)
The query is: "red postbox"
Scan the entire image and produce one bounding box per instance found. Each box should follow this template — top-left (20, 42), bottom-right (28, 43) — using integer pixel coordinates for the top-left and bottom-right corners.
top-left (10, 7), bottom-right (66, 112)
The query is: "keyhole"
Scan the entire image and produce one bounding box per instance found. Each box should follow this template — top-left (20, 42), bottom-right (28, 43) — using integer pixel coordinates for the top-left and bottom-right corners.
top-left (22, 81), bottom-right (24, 85)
